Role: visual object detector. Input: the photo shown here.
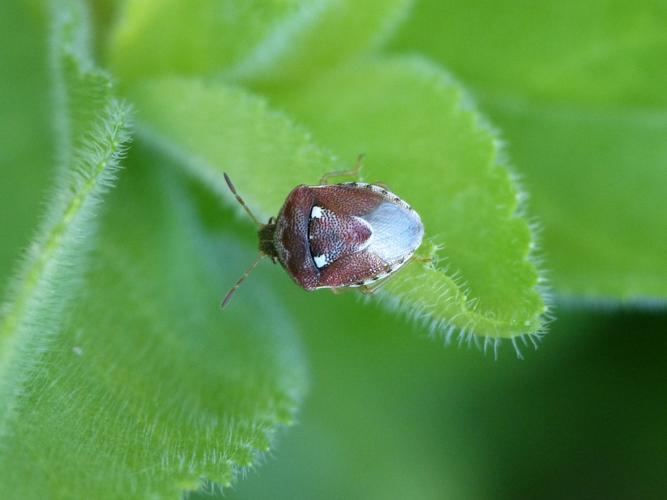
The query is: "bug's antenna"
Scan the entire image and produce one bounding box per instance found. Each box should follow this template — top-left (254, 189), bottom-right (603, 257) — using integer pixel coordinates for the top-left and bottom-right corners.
top-left (224, 172), bottom-right (262, 226)
top-left (221, 254), bottom-right (265, 310)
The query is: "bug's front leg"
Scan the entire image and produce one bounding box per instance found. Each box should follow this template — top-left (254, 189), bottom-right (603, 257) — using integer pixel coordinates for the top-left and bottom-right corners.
top-left (371, 181), bottom-right (391, 190)
top-left (412, 255), bottom-right (433, 265)
top-left (319, 154), bottom-right (365, 185)
top-left (359, 280), bottom-right (390, 295)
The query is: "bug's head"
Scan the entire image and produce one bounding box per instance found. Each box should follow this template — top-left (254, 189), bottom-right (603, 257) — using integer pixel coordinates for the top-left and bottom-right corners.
top-left (221, 173), bottom-right (278, 310)
top-left (258, 221), bottom-right (278, 260)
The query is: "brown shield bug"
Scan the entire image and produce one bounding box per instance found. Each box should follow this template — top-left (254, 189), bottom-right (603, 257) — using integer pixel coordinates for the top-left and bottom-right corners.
top-left (221, 156), bottom-right (424, 308)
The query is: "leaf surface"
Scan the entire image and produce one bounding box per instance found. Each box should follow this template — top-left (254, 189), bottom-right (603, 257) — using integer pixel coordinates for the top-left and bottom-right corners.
top-left (128, 57), bottom-right (548, 341)
top-left (0, 0), bottom-right (53, 293)
top-left (0, 1), bottom-right (307, 497)
top-left (0, 0), bottom-right (131, 433)
top-left (391, 0), bottom-right (667, 302)
top-left (109, 0), bottom-right (411, 85)
top-left (0, 148), bottom-right (307, 498)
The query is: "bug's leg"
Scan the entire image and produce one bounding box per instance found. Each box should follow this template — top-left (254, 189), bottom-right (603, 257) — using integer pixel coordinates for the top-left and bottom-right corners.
top-left (359, 278), bottom-right (392, 295)
top-left (358, 266), bottom-right (397, 295)
top-left (329, 287), bottom-right (345, 295)
top-left (371, 181), bottom-right (391, 190)
top-left (319, 153), bottom-right (365, 185)
top-left (359, 254), bottom-right (429, 296)
top-left (412, 255), bottom-right (433, 264)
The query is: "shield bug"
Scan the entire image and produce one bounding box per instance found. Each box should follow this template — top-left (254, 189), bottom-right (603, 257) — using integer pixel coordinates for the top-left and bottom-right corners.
top-left (221, 156), bottom-right (424, 308)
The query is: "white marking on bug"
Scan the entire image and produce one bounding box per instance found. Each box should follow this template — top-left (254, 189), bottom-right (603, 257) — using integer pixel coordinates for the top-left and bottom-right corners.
top-left (311, 205), bottom-right (323, 219)
top-left (314, 254), bottom-right (328, 268)
top-left (362, 202), bottom-right (424, 263)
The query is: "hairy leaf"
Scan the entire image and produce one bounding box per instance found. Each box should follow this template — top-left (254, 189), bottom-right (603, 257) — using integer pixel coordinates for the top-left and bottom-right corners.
top-left (0, 1), bottom-right (306, 497)
top-left (482, 99), bottom-right (667, 302)
top-left (266, 57), bottom-right (549, 342)
top-left (0, 148), bottom-right (307, 498)
top-left (128, 57), bottom-right (548, 342)
top-left (129, 77), bottom-right (336, 213)
top-left (0, 0), bottom-right (131, 434)
top-left (221, 300), bottom-right (667, 500)
top-left (391, 0), bottom-right (667, 302)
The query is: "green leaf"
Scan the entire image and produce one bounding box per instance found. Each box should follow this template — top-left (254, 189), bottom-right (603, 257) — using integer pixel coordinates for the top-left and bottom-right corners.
top-left (0, 0), bottom-right (131, 432)
top-left (202, 291), bottom-right (493, 500)
top-left (391, 0), bottom-right (667, 302)
top-left (0, 147), bottom-right (307, 497)
top-left (266, 57), bottom-right (549, 343)
top-left (224, 0), bottom-right (412, 85)
top-left (0, 1), bottom-right (54, 294)
top-left (481, 99), bottom-right (667, 302)
top-left (127, 57), bottom-right (548, 342)
top-left (391, 0), bottom-right (667, 108)
top-left (220, 299), bottom-right (667, 500)
top-left (0, 1), bottom-right (306, 496)
top-left (108, 0), bottom-right (412, 85)
top-left (129, 77), bottom-right (337, 214)
top-left (108, 0), bottom-right (302, 82)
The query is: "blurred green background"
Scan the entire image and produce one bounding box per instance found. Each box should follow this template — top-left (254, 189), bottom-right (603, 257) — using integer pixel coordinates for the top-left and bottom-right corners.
top-left (2, 1), bottom-right (666, 499)
top-left (220, 298), bottom-right (667, 499)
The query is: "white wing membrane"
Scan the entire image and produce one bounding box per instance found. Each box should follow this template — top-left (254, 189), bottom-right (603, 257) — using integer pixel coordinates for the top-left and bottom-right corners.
top-left (362, 201), bottom-right (424, 264)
